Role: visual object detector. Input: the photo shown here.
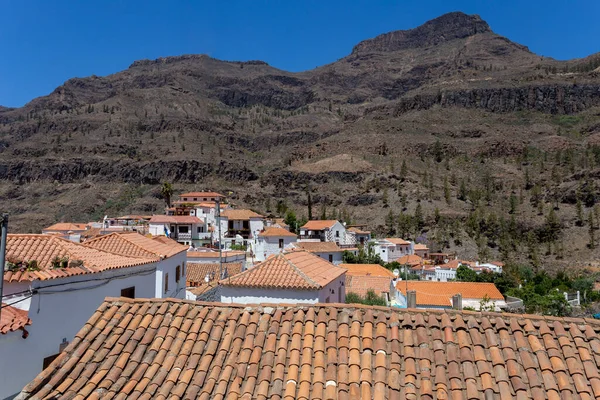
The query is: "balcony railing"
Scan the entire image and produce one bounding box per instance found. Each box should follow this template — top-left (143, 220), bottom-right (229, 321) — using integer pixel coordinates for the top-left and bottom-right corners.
top-left (299, 234), bottom-right (324, 240)
top-left (175, 232), bottom-right (192, 240)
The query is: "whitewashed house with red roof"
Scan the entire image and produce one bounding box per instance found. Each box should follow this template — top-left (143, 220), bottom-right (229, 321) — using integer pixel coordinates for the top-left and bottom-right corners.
top-left (148, 215), bottom-right (207, 247)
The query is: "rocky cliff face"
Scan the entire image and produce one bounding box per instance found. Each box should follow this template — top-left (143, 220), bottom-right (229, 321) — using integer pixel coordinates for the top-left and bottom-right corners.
top-left (352, 12), bottom-right (492, 53)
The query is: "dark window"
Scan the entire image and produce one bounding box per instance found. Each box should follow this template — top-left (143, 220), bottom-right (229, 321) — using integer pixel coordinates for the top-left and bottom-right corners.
top-left (178, 226), bottom-right (189, 233)
top-left (43, 354), bottom-right (59, 370)
top-left (193, 197), bottom-right (197, 201)
top-left (328, 254), bottom-right (333, 263)
top-left (164, 273), bottom-right (169, 294)
top-left (243, 221), bottom-right (249, 229)
top-left (176, 266), bottom-right (181, 283)
top-left (279, 239), bottom-right (284, 249)
top-left (336, 231), bottom-right (339, 237)
top-left (197, 226), bottom-right (204, 233)
top-left (325, 297), bottom-right (330, 303)
top-left (203, 198), bottom-right (208, 201)
top-left (121, 287), bottom-right (135, 299)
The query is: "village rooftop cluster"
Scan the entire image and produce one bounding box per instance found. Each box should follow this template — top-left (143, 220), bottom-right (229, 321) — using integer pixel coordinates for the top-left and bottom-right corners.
top-left (1, 191), bottom-right (598, 398)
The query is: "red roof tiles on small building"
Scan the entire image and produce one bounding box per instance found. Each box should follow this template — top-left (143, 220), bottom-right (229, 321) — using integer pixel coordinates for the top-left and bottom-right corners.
top-left (397, 281), bottom-right (504, 307)
top-left (301, 220), bottom-right (338, 230)
top-left (346, 275), bottom-right (392, 297)
top-left (292, 241), bottom-right (343, 253)
top-left (220, 209), bottom-right (264, 220)
top-left (0, 304), bottom-right (31, 334)
top-left (85, 232), bottom-right (186, 259)
top-left (221, 251), bottom-right (345, 290)
top-left (186, 262), bottom-right (243, 285)
top-left (258, 226), bottom-right (297, 237)
top-left (148, 215), bottom-right (203, 224)
top-left (4, 234), bottom-right (156, 282)
top-left (17, 297), bottom-right (600, 399)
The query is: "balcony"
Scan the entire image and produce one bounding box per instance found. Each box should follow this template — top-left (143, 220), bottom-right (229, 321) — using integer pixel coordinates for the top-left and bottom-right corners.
top-left (174, 232), bottom-right (191, 240)
top-left (299, 234), bottom-right (324, 240)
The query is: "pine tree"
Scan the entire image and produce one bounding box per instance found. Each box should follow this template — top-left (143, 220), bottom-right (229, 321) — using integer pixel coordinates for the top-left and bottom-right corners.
top-left (382, 188), bottom-right (389, 208)
top-left (576, 198), bottom-right (584, 227)
top-left (414, 203), bottom-right (424, 232)
top-left (400, 160), bottom-right (407, 182)
top-left (444, 176), bottom-right (451, 204)
top-left (589, 211), bottom-right (596, 249)
top-left (509, 194), bottom-right (518, 214)
top-left (306, 189), bottom-right (313, 220)
top-left (458, 180), bottom-right (467, 201)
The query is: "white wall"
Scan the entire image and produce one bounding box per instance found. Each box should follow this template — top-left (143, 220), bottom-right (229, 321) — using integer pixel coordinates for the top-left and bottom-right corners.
top-left (155, 252), bottom-right (187, 299)
top-left (253, 236), bottom-right (296, 262)
top-left (220, 286), bottom-right (319, 304)
top-left (435, 269), bottom-right (456, 282)
top-left (0, 262), bottom-right (158, 399)
top-left (312, 251), bottom-right (344, 266)
top-left (317, 276), bottom-right (346, 303)
top-left (249, 218), bottom-right (265, 239)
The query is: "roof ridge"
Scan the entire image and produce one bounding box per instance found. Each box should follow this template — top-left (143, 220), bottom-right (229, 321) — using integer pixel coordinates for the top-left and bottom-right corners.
top-left (100, 296), bottom-right (600, 326)
top-left (89, 232), bottom-right (165, 258)
top-left (281, 253), bottom-right (321, 288)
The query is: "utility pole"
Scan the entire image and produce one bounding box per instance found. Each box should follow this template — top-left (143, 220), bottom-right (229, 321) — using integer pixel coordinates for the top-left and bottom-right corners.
top-left (216, 200), bottom-right (223, 280)
top-left (0, 214), bottom-right (8, 323)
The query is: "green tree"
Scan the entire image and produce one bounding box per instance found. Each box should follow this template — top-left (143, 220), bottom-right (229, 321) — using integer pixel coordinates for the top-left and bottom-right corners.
top-left (160, 182), bottom-right (174, 208)
top-left (284, 210), bottom-right (298, 233)
top-left (458, 180), bottom-right (467, 201)
top-left (589, 211), bottom-right (596, 249)
top-left (509, 194), bottom-right (518, 214)
top-left (400, 160), bottom-right (408, 181)
top-left (456, 265), bottom-right (478, 282)
top-left (444, 176), bottom-right (451, 204)
top-left (320, 204), bottom-right (327, 220)
top-left (382, 187), bottom-right (389, 208)
top-left (414, 203), bottom-right (424, 232)
top-left (306, 188), bottom-right (313, 220)
top-left (576, 199), bottom-right (584, 226)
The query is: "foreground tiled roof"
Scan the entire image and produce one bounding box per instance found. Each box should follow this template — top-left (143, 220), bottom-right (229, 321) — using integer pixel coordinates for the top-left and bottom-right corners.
top-left (293, 241), bottom-right (343, 253)
top-left (346, 275), bottom-right (393, 297)
top-left (42, 222), bottom-right (88, 232)
top-left (0, 304), bottom-right (31, 334)
top-left (18, 297), bottom-right (600, 400)
top-left (341, 263), bottom-right (395, 277)
top-left (85, 232), bottom-right (186, 259)
top-left (148, 215), bottom-right (203, 224)
top-left (4, 235), bottom-right (156, 282)
top-left (221, 209), bottom-right (264, 220)
top-left (301, 220), bottom-right (338, 230)
top-left (222, 251), bottom-right (345, 290)
top-left (397, 281), bottom-right (504, 307)
top-left (186, 262), bottom-right (243, 285)
top-left (258, 226), bottom-right (297, 237)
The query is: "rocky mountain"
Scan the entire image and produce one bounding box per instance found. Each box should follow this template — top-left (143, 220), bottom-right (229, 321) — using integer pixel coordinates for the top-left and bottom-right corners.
top-left (1, 12), bottom-right (600, 270)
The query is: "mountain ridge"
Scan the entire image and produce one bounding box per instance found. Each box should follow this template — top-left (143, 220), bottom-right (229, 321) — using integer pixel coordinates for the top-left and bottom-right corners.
top-left (1, 12), bottom-right (600, 270)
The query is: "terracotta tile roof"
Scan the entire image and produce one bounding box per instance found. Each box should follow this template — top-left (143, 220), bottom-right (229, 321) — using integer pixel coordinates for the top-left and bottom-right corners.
top-left (341, 263), bottom-right (395, 277)
top-left (220, 209), bottom-right (264, 220)
top-left (186, 262), bottom-right (243, 285)
top-left (179, 191), bottom-right (225, 198)
top-left (258, 226), bottom-right (297, 237)
top-left (151, 236), bottom-right (181, 246)
top-left (347, 226), bottom-right (370, 234)
top-left (148, 215), bottom-right (203, 224)
top-left (19, 297), bottom-right (600, 400)
top-left (186, 250), bottom-right (246, 259)
top-left (439, 259), bottom-right (475, 269)
top-left (346, 275), bottom-right (392, 297)
top-left (292, 241), bottom-right (343, 253)
top-left (222, 251), bottom-right (345, 290)
top-left (0, 304), bottom-right (31, 334)
top-left (414, 243), bottom-right (429, 250)
top-left (386, 237), bottom-right (411, 245)
top-left (3, 235), bottom-right (156, 282)
top-left (85, 232), bottom-right (186, 259)
top-left (42, 223), bottom-right (88, 232)
top-left (301, 219), bottom-right (338, 230)
top-left (396, 254), bottom-right (424, 266)
top-left (397, 281), bottom-right (504, 307)
top-left (187, 282), bottom-right (219, 297)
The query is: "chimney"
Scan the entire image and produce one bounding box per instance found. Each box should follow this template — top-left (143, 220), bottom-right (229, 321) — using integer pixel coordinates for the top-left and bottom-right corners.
top-left (407, 290), bottom-right (417, 308)
top-left (452, 294), bottom-right (462, 310)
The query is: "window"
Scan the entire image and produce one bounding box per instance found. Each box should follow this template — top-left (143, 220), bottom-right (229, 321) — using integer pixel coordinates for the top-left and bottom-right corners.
top-left (325, 297), bottom-right (330, 303)
top-left (182, 262), bottom-right (185, 277)
top-left (193, 197), bottom-right (197, 201)
top-left (164, 273), bottom-right (169, 294)
top-left (43, 354), bottom-right (60, 370)
top-left (279, 239), bottom-right (284, 249)
top-left (197, 226), bottom-right (204, 233)
top-left (178, 226), bottom-right (189, 233)
top-left (121, 287), bottom-right (135, 299)
top-left (328, 254), bottom-right (333, 263)
top-left (176, 266), bottom-right (181, 283)
top-left (203, 197), bottom-right (208, 201)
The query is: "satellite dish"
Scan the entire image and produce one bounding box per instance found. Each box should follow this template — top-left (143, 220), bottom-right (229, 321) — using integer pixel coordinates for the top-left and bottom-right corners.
top-left (393, 269), bottom-right (400, 277)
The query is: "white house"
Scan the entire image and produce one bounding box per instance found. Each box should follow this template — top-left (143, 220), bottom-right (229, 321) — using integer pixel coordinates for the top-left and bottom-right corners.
top-left (0, 234), bottom-right (175, 399)
top-left (372, 238), bottom-right (413, 263)
top-left (220, 209), bottom-right (265, 243)
top-left (84, 232), bottom-right (188, 299)
top-left (346, 226), bottom-right (371, 246)
top-left (252, 226), bottom-right (297, 262)
top-left (186, 250), bottom-right (247, 264)
top-left (220, 250), bottom-right (346, 304)
top-left (298, 220), bottom-right (355, 246)
top-left (291, 241), bottom-right (345, 265)
top-left (148, 215), bottom-right (207, 247)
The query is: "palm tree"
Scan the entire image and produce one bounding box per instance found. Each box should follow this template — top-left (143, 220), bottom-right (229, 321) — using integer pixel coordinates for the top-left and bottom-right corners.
top-left (160, 182), bottom-right (174, 208)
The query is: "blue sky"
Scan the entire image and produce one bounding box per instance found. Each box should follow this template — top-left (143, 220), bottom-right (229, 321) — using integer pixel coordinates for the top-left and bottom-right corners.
top-left (1, 0), bottom-right (599, 107)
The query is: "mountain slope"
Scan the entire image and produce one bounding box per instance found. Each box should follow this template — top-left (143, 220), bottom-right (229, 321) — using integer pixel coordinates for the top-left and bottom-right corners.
top-left (1, 12), bottom-right (600, 270)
